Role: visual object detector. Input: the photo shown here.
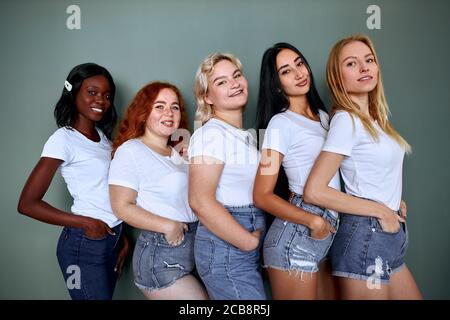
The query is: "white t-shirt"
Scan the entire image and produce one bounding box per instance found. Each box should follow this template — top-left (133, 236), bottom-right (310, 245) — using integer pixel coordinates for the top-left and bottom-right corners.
top-left (322, 111), bottom-right (405, 211)
top-left (262, 110), bottom-right (341, 217)
top-left (109, 139), bottom-right (197, 223)
top-left (188, 118), bottom-right (260, 206)
top-left (41, 127), bottom-right (121, 227)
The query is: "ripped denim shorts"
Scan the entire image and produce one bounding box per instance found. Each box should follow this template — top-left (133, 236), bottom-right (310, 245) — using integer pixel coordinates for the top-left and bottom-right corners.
top-left (263, 193), bottom-right (339, 273)
top-left (132, 221), bottom-right (198, 292)
top-left (329, 210), bottom-right (408, 284)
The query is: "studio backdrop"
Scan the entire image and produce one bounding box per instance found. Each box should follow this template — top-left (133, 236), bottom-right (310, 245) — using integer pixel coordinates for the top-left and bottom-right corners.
top-left (1, 0), bottom-right (449, 299)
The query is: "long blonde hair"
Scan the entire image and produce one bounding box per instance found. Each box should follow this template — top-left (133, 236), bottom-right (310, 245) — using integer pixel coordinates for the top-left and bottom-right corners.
top-left (193, 52), bottom-right (243, 124)
top-left (326, 34), bottom-right (411, 153)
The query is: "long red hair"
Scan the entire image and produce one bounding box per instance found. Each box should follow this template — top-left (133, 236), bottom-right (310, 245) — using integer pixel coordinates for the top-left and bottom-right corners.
top-left (112, 81), bottom-right (189, 157)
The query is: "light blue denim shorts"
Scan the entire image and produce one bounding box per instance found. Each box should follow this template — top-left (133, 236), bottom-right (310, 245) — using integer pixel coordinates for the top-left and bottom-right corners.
top-left (132, 221), bottom-right (198, 292)
top-left (194, 204), bottom-right (267, 300)
top-left (263, 193), bottom-right (339, 273)
top-left (330, 210), bottom-right (408, 284)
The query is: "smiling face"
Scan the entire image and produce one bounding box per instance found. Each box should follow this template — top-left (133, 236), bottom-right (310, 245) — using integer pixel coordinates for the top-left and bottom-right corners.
top-left (145, 88), bottom-right (181, 138)
top-left (340, 40), bottom-right (379, 98)
top-left (204, 59), bottom-right (248, 112)
top-left (75, 75), bottom-right (111, 123)
top-left (276, 48), bottom-right (310, 97)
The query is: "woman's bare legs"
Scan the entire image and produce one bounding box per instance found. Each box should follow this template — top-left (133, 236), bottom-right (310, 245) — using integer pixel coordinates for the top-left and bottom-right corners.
top-left (140, 275), bottom-right (209, 300)
top-left (317, 260), bottom-right (339, 300)
top-left (267, 267), bottom-right (317, 300)
top-left (337, 264), bottom-right (422, 300)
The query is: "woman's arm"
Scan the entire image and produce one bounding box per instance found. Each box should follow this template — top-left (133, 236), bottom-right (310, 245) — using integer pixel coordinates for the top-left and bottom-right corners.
top-left (109, 185), bottom-right (187, 245)
top-left (253, 149), bottom-right (334, 239)
top-left (304, 151), bottom-right (404, 232)
top-left (189, 156), bottom-right (260, 251)
top-left (17, 157), bottom-right (114, 238)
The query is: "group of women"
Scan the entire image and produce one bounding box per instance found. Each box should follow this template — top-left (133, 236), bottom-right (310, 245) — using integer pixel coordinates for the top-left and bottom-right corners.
top-left (17, 34), bottom-right (422, 300)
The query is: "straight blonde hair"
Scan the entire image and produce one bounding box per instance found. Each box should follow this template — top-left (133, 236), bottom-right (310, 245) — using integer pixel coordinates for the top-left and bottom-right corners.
top-left (326, 34), bottom-right (411, 154)
top-left (193, 52), bottom-right (243, 124)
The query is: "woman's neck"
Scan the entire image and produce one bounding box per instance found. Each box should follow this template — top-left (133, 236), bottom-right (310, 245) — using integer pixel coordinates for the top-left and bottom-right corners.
top-left (139, 129), bottom-right (171, 156)
top-left (73, 118), bottom-right (99, 141)
top-left (288, 95), bottom-right (317, 119)
top-left (349, 93), bottom-right (370, 117)
top-left (213, 109), bottom-right (243, 129)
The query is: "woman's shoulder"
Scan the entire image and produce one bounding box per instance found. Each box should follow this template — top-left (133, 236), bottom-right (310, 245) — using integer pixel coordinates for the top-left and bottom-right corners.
top-left (267, 111), bottom-right (293, 127)
top-left (331, 110), bottom-right (357, 122)
top-left (115, 138), bottom-right (142, 153)
top-left (46, 126), bottom-right (73, 142)
top-left (191, 119), bottom-right (227, 139)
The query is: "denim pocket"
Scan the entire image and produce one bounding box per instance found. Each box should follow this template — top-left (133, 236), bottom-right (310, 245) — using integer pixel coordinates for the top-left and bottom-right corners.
top-left (132, 239), bottom-right (149, 281)
top-left (372, 217), bottom-right (402, 235)
top-left (303, 230), bottom-right (333, 242)
top-left (82, 233), bottom-right (108, 241)
top-left (157, 232), bottom-right (189, 248)
top-left (194, 238), bottom-right (214, 277)
top-left (335, 218), bottom-right (359, 257)
top-left (263, 219), bottom-right (286, 248)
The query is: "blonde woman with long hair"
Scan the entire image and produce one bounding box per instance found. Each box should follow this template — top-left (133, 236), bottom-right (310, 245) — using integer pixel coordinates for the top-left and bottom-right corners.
top-left (304, 34), bottom-right (422, 299)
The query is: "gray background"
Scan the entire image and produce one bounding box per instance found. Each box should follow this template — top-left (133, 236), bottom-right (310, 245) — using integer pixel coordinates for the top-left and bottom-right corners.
top-left (1, 0), bottom-right (449, 299)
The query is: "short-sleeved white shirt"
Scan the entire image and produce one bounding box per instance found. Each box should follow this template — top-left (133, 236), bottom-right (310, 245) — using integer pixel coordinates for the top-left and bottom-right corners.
top-left (262, 110), bottom-right (341, 217)
top-left (41, 127), bottom-right (121, 227)
top-left (188, 118), bottom-right (259, 206)
top-left (109, 139), bottom-right (197, 223)
top-left (322, 111), bottom-right (405, 211)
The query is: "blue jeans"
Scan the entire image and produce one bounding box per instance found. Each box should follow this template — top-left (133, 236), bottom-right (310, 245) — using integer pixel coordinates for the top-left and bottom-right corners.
top-left (194, 205), bottom-right (266, 300)
top-left (56, 223), bottom-right (123, 300)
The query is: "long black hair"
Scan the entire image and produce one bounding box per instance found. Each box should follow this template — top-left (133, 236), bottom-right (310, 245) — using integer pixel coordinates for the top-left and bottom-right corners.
top-left (256, 42), bottom-right (326, 131)
top-left (54, 63), bottom-right (118, 140)
top-left (256, 42), bottom-right (327, 202)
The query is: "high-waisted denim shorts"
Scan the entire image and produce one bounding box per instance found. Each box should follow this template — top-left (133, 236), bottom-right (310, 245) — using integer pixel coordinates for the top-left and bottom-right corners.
top-left (132, 221), bottom-right (198, 292)
top-left (330, 211), bottom-right (409, 283)
top-left (263, 193), bottom-right (339, 273)
top-left (194, 205), bottom-right (267, 300)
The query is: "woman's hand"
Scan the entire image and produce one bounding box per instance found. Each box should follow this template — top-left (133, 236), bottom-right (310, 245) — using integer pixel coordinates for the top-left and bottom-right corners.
top-left (164, 220), bottom-right (188, 246)
top-left (115, 232), bottom-right (129, 278)
top-left (179, 143), bottom-right (189, 161)
top-left (241, 229), bottom-right (263, 252)
top-left (400, 200), bottom-right (407, 219)
top-left (377, 205), bottom-right (405, 233)
top-left (83, 217), bottom-right (116, 239)
top-left (309, 215), bottom-right (336, 240)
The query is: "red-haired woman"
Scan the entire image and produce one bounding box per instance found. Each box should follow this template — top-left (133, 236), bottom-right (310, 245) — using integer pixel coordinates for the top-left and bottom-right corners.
top-left (108, 82), bottom-right (208, 300)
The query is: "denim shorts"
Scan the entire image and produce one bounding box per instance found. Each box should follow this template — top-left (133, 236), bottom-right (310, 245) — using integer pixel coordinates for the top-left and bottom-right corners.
top-left (56, 223), bottom-right (123, 300)
top-left (132, 221), bottom-right (198, 292)
top-left (194, 205), bottom-right (266, 300)
top-left (263, 193), bottom-right (339, 273)
top-left (330, 211), bottom-right (409, 283)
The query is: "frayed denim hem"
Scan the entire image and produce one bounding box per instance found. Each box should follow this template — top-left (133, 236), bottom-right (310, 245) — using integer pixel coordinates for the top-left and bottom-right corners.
top-left (134, 273), bottom-right (189, 292)
top-left (332, 262), bottom-right (405, 285)
top-left (263, 264), bottom-right (318, 282)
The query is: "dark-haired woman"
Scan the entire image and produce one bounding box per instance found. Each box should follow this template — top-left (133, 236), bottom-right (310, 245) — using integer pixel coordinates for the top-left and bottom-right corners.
top-left (253, 43), bottom-right (340, 299)
top-left (18, 63), bottom-right (128, 300)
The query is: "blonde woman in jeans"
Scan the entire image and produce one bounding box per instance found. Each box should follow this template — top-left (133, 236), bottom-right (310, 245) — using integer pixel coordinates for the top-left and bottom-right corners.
top-left (188, 53), bottom-right (266, 300)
